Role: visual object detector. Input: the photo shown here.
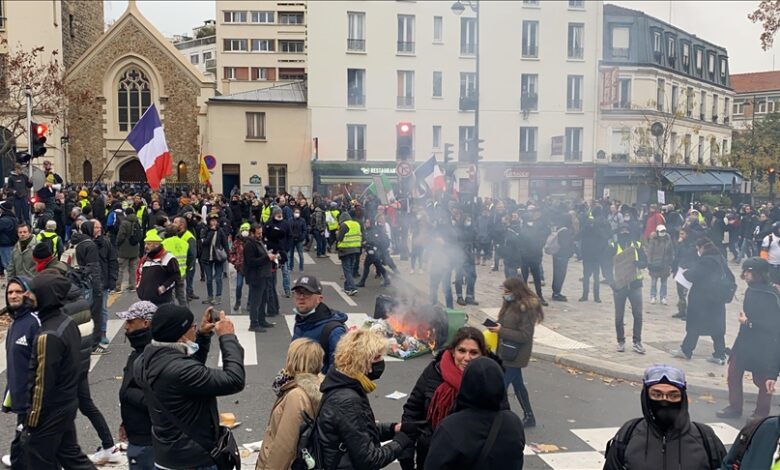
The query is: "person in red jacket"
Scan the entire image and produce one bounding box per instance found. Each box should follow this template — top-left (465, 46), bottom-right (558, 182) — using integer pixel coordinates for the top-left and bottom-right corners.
top-left (643, 204), bottom-right (666, 241)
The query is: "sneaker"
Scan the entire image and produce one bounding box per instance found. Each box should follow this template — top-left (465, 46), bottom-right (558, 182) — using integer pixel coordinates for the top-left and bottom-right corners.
top-left (650, 296), bottom-right (657, 305)
top-left (347, 289), bottom-right (358, 296)
top-left (213, 296), bottom-right (222, 305)
top-left (632, 343), bottom-right (646, 354)
top-left (456, 296), bottom-right (466, 306)
top-left (669, 348), bottom-right (691, 360)
top-left (100, 337), bottom-right (109, 346)
top-left (706, 356), bottom-right (726, 365)
top-left (716, 406), bottom-right (742, 419)
top-left (539, 298), bottom-right (549, 307)
top-left (409, 269), bottom-right (415, 274)
top-left (594, 298), bottom-right (602, 303)
top-left (188, 293), bottom-right (200, 300)
top-left (202, 297), bottom-right (214, 304)
top-left (661, 297), bottom-right (668, 305)
top-left (551, 294), bottom-right (568, 302)
top-left (466, 298), bottom-right (479, 306)
top-left (672, 312), bottom-right (686, 320)
top-left (89, 445), bottom-right (123, 465)
top-left (2, 454), bottom-right (11, 467)
top-left (578, 296), bottom-right (588, 302)
top-left (522, 414), bottom-right (536, 428)
top-left (616, 342), bottom-right (626, 352)
top-left (91, 345), bottom-right (110, 356)
top-left (259, 321), bottom-right (276, 328)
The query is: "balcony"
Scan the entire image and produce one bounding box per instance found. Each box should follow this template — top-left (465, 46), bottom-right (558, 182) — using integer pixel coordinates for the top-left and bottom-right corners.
top-left (611, 47), bottom-right (629, 59)
top-left (205, 58), bottom-right (216, 72)
top-left (397, 95), bottom-right (415, 109)
top-left (459, 95), bottom-right (477, 111)
top-left (521, 93), bottom-right (538, 112)
top-left (347, 38), bottom-right (365, 52)
top-left (460, 43), bottom-right (476, 56)
top-left (611, 153), bottom-right (629, 162)
top-left (347, 93), bottom-right (365, 107)
top-left (568, 47), bottom-right (584, 59)
top-left (522, 45), bottom-right (538, 58)
top-left (397, 41), bottom-right (415, 54)
top-left (519, 151), bottom-right (537, 162)
top-left (565, 150), bottom-right (582, 161)
top-left (347, 149), bottom-right (366, 161)
top-left (567, 99), bottom-right (582, 112)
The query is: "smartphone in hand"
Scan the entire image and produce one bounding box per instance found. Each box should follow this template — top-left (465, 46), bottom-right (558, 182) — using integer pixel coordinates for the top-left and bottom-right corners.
top-left (483, 318), bottom-right (498, 327)
top-left (205, 306), bottom-right (216, 323)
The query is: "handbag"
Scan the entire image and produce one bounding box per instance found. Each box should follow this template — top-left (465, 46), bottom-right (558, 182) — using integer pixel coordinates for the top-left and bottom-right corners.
top-left (498, 338), bottom-right (522, 362)
top-left (212, 231), bottom-right (228, 262)
top-left (142, 365), bottom-right (240, 470)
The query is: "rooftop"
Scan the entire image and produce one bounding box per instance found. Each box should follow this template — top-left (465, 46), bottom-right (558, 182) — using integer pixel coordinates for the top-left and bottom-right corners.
top-left (730, 71), bottom-right (780, 94)
top-left (210, 81), bottom-right (307, 104)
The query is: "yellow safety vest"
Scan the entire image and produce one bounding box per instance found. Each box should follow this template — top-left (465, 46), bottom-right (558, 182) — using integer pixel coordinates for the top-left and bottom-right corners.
top-left (136, 206), bottom-right (147, 223)
top-left (261, 206), bottom-right (271, 223)
top-left (36, 231), bottom-right (59, 253)
top-left (162, 236), bottom-right (188, 277)
top-left (615, 241), bottom-right (643, 281)
top-left (337, 219), bottom-right (362, 249)
top-left (78, 199), bottom-right (89, 209)
top-left (327, 210), bottom-right (340, 231)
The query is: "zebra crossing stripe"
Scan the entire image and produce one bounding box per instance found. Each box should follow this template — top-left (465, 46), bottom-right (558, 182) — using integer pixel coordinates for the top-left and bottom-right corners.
top-left (220, 316), bottom-right (258, 366)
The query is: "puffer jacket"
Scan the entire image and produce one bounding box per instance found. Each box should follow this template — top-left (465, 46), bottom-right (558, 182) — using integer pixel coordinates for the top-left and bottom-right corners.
top-left (95, 235), bottom-right (119, 291)
top-left (604, 387), bottom-right (726, 470)
top-left (119, 328), bottom-right (153, 446)
top-left (318, 369), bottom-right (409, 470)
top-left (134, 332), bottom-right (245, 469)
top-left (257, 373), bottom-right (322, 470)
top-left (70, 224), bottom-right (102, 292)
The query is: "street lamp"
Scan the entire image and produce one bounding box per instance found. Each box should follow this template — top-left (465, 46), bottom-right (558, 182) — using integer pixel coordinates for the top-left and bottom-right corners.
top-left (451, 0), bottom-right (480, 203)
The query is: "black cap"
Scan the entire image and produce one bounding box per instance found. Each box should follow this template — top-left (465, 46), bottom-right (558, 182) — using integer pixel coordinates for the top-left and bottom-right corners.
top-left (32, 241), bottom-right (53, 260)
top-left (292, 275), bottom-right (322, 294)
top-left (742, 257), bottom-right (770, 275)
top-left (151, 304), bottom-right (194, 342)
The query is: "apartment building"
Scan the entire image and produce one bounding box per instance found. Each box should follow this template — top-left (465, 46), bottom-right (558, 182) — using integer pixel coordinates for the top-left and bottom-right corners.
top-left (596, 4), bottom-right (738, 204)
top-left (730, 70), bottom-right (780, 131)
top-left (173, 20), bottom-right (217, 80)
top-left (308, 0), bottom-right (602, 201)
top-left (215, 0), bottom-right (306, 94)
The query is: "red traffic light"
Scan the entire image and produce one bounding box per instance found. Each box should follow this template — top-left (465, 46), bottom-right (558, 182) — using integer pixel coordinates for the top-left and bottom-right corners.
top-left (35, 123), bottom-right (47, 137)
top-left (398, 122), bottom-right (412, 135)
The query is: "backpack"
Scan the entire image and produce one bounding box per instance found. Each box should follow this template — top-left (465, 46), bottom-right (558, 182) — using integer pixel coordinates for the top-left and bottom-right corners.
top-left (318, 321), bottom-right (345, 353)
top-left (544, 228), bottom-right (563, 256)
top-left (60, 245), bottom-right (79, 267)
top-left (606, 418), bottom-right (721, 470)
top-left (291, 391), bottom-right (342, 470)
top-left (714, 259), bottom-right (738, 304)
top-left (66, 266), bottom-right (94, 308)
top-left (128, 221), bottom-right (143, 246)
top-left (729, 416), bottom-right (777, 469)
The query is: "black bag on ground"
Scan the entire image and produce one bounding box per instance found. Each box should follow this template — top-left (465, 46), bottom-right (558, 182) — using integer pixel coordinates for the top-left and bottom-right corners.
top-left (373, 294), bottom-right (397, 319)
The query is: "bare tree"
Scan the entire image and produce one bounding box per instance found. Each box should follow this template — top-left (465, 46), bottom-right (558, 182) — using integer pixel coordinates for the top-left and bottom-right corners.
top-left (749, 0), bottom-right (780, 50)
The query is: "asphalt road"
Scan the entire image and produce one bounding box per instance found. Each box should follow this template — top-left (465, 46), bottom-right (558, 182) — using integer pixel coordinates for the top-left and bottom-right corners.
top-left (0, 252), bottom-right (751, 469)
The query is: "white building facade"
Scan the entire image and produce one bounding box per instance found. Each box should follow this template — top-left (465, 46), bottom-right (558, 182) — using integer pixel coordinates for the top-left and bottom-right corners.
top-left (173, 21), bottom-right (217, 81)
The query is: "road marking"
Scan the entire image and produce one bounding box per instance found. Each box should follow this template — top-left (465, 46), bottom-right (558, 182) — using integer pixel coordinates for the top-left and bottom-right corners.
top-left (302, 252), bottom-right (315, 265)
top-left (90, 319), bottom-right (124, 372)
top-left (483, 308), bottom-right (592, 351)
top-left (538, 450), bottom-right (605, 469)
top-left (220, 316), bottom-right (258, 366)
top-left (322, 281), bottom-right (357, 307)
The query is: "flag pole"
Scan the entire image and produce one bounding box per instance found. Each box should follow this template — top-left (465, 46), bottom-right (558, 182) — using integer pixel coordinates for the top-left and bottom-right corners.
top-left (90, 135), bottom-right (130, 191)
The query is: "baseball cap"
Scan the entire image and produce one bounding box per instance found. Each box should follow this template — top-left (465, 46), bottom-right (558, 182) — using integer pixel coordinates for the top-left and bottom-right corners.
top-left (292, 275), bottom-right (322, 294)
top-left (116, 300), bottom-right (157, 321)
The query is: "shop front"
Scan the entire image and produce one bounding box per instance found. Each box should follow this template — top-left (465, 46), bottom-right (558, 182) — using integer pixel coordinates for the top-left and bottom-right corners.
top-left (312, 161), bottom-right (399, 198)
top-left (484, 164), bottom-right (594, 202)
top-left (595, 166), bottom-right (658, 205)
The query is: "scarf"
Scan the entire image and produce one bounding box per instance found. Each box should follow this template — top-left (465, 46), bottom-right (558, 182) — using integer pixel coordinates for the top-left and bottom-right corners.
top-left (35, 255), bottom-right (53, 272)
top-left (345, 371), bottom-right (377, 393)
top-left (427, 350), bottom-right (463, 429)
top-left (272, 369), bottom-right (295, 397)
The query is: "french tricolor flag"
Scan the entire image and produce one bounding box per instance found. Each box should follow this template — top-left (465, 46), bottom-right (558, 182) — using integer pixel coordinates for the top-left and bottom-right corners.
top-left (414, 155), bottom-right (446, 197)
top-left (127, 104), bottom-right (173, 190)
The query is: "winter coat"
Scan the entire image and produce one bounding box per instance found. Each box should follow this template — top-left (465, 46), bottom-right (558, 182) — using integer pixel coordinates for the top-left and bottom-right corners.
top-left (116, 214), bottom-right (141, 259)
top-left (257, 373), bottom-right (323, 470)
top-left (731, 282), bottom-right (780, 377)
top-left (264, 217), bottom-right (292, 263)
top-left (518, 220), bottom-right (547, 264)
top-left (604, 387), bottom-right (726, 470)
top-left (497, 301), bottom-right (538, 369)
top-left (683, 253), bottom-right (729, 336)
top-left (577, 218), bottom-right (611, 262)
top-left (136, 249), bottom-right (180, 305)
top-left (0, 212), bottom-right (18, 247)
top-left (318, 369), bottom-right (407, 470)
top-left (721, 417), bottom-right (780, 470)
top-left (70, 229), bottom-right (102, 292)
top-left (290, 217), bottom-right (307, 243)
top-left (199, 227), bottom-right (229, 263)
top-left (643, 212), bottom-right (666, 241)
top-left (119, 328), bottom-right (153, 446)
top-left (673, 237), bottom-right (698, 272)
top-left (135, 333), bottom-right (245, 469)
top-left (646, 232), bottom-right (674, 277)
top-left (7, 237), bottom-right (37, 279)
top-left (312, 208), bottom-right (327, 232)
top-left (243, 237), bottom-right (273, 284)
top-left (4, 171), bottom-right (31, 199)
top-left (3, 301), bottom-right (39, 415)
top-left (95, 235), bottom-right (119, 291)
top-left (424, 357), bottom-right (525, 470)
top-left (292, 304), bottom-right (347, 373)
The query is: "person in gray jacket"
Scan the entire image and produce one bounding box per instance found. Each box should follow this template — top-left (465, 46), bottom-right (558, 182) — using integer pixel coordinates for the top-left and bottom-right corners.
top-left (7, 223), bottom-right (37, 279)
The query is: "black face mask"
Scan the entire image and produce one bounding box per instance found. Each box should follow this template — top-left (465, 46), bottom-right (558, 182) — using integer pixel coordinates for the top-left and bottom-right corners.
top-left (367, 360), bottom-right (385, 381)
top-left (617, 233), bottom-right (632, 245)
top-left (649, 399), bottom-right (682, 431)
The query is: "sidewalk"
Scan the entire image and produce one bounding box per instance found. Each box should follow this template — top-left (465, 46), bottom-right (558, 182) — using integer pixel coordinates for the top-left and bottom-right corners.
top-left (393, 252), bottom-right (754, 395)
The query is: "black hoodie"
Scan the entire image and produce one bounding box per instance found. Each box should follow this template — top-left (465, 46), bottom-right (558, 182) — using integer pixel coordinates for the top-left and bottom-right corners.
top-left (71, 222), bottom-right (102, 291)
top-left (424, 357), bottom-right (525, 470)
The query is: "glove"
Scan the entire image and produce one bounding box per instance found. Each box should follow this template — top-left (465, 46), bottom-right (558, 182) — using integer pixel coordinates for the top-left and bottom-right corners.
top-left (393, 431), bottom-right (413, 449)
top-left (400, 421), bottom-right (422, 440)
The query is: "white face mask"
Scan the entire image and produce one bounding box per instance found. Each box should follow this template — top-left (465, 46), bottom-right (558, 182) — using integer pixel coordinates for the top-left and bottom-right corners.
top-left (185, 340), bottom-right (199, 356)
top-left (294, 213), bottom-right (300, 219)
top-left (241, 231), bottom-right (249, 238)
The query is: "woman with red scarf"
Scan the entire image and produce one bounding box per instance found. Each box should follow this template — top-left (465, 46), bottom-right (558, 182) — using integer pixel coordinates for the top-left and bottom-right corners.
top-left (399, 327), bottom-right (498, 470)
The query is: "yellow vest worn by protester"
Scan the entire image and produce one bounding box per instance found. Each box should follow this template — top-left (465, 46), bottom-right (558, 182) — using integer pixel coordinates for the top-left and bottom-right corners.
top-left (327, 210), bottom-right (341, 231)
top-left (261, 205), bottom-right (271, 223)
top-left (36, 231), bottom-right (59, 253)
top-left (337, 219), bottom-right (362, 249)
top-left (162, 236), bottom-right (189, 277)
top-left (78, 199), bottom-right (89, 209)
top-left (136, 206), bottom-right (147, 224)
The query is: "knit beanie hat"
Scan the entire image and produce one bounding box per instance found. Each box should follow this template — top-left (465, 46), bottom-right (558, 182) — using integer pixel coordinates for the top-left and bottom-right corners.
top-left (151, 304), bottom-right (194, 342)
top-left (32, 241), bottom-right (53, 261)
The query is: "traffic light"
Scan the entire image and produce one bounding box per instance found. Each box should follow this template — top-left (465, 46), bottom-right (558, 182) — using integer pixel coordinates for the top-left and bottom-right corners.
top-left (471, 138), bottom-right (485, 161)
top-left (396, 122), bottom-right (413, 160)
top-left (443, 143), bottom-right (454, 163)
top-left (31, 122), bottom-right (47, 158)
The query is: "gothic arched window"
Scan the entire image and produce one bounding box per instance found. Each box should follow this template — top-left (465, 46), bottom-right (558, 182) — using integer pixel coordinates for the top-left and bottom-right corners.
top-left (117, 68), bottom-right (151, 132)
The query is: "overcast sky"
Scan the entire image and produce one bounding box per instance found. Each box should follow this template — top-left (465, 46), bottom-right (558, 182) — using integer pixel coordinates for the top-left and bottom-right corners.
top-left (105, 0), bottom-right (776, 75)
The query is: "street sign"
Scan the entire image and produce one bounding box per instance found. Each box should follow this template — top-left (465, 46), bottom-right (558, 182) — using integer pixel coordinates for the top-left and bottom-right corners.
top-left (396, 160), bottom-right (412, 178)
top-left (204, 155), bottom-right (217, 170)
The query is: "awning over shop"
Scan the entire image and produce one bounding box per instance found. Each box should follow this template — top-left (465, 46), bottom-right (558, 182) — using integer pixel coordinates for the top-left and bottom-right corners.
top-left (662, 169), bottom-right (742, 193)
top-left (312, 161), bottom-right (399, 184)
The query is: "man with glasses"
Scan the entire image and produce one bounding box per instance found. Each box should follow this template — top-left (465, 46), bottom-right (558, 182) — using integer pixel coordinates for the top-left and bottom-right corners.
top-left (290, 275), bottom-right (347, 373)
top-left (604, 365), bottom-right (726, 470)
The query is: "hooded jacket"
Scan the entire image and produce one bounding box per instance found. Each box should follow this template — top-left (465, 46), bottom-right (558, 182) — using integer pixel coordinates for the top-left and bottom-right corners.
top-left (7, 235), bottom-right (37, 279)
top-left (732, 282), bottom-right (780, 377)
top-left (25, 272), bottom-right (82, 428)
top-left (3, 277), bottom-right (39, 415)
top-left (134, 332), bottom-right (245, 469)
top-left (646, 231), bottom-right (674, 276)
top-left (257, 373), bottom-right (323, 470)
top-left (95, 235), bottom-right (119, 291)
top-left (292, 303), bottom-right (347, 373)
top-left (119, 327), bottom-right (153, 446)
top-left (336, 212), bottom-right (362, 257)
top-left (0, 210), bottom-right (18, 247)
top-left (318, 368), bottom-right (408, 470)
top-left (263, 216), bottom-right (292, 263)
top-left (70, 222), bottom-right (102, 291)
top-left (424, 357), bottom-right (525, 470)
top-left (116, 213), bottom-right (141, 259)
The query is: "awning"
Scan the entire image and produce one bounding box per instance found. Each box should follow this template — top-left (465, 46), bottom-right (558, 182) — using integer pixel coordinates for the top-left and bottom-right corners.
top-left (662, 169), bottom-right (742, 193)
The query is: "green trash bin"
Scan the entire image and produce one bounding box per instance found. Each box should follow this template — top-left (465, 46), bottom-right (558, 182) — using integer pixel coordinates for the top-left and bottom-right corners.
top-left (444, 308), bottom-right (468, 346)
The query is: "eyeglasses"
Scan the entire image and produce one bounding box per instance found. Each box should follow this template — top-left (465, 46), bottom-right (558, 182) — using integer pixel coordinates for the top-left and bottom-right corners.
top-left (292, 290), bottom-right (315, 298)
top-left (643, 364), bottom-right (686, 389)
top-left (648, 389), bottom-right (683, 402)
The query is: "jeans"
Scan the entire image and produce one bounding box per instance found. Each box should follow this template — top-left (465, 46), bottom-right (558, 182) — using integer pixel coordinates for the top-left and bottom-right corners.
top-left (614, 286), bottom-right (643, 344)
top-left (235, 272), bottom-right (244, 305)
top-left (0, 245), bottom-right (12, 274)
top-left (738, 238), bottom-right (755, 262)
top-left (681, 332), bottom-right (726, 359)
top-left (282, 262), bottom-right (291, 295)
top-left (12, 198), bottom-right (29, 225)
top-left (101, 289), bottom-right (109, 336)
top-left (78, 373), bottom-right (114, 449)
top-left (650, 276), bottom-right (668, 299)
top-left (118, 257), bottom-right (138, 290)
top-left (315, 231), bottom-right (326, 256)
top-left (521, 261), bottom-right (544, 299)
top-left (90, 290), bottom-right (103, 348)
top-left (204, 261), bottom-right (223, 298)
top-left (504, 367), bottom-right (533, 417)
top-left (127, 444), bottom-right (155, 470)
top-left (288, 240), bottom-right (305, 271)
top-left (429, 267), bottom-right (453, 309)
top-left (600, 252), bottom-right (614, 285)
top-left (676, 283), bottom-right (688, 316)
top-left (727, 352), bottom-right (772, 417)
top-left (504, 263), bottom-right (520, 280)
top-left (186, 263), bottom-right (195, 296)
top-left (411, 244), bottom-right (425, 270)
top-left (248, 279), bottom-right (269, 327)
top-left (582, 259), bottom-right (601, 300)
top-left (341, 254), bottom-right (357, 291)
top-left (552, 256), bottom-right (569, 296)
top-left (454, 263), bottom-right (476, 300)
top-left (266, 270), bottom-right (280, 316)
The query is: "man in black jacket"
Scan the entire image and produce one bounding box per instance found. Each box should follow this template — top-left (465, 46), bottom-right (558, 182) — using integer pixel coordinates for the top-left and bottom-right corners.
top-left (5, 164), bottom-right (32, 224)
top-left (116, 301), bottom-right (156, 469)
top-left (0, 201), bottom-right (18, 277)
top-left (21, 270), bottom-right (96, 469)
top-left (604, 365), bottom-right (726, 470)
top-left (91, 220), bottom-right (118, 353)
top-left (70, 221), bottom-right (104, 350)
top-left (519, 208), bottom-right (549, 306)
top-left (244, 224), bottom-right (276, 332)
top-left (136, 304), bottom-right (245, 470)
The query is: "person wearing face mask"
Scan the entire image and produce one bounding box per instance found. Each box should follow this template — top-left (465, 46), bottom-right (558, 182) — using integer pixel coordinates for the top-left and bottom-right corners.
top-left (229, 222), bottom-right (250, 312)
top-left (244, 224), bottom-right (276, 332)
top-left (646, 224), bottom-right (674, 305)
top-left (116, 301), bottom-right (156, 470)
top-left (717, 258), bottom-right (780, 420)
top-left (291, 275), bottom-right (347, 372)
top-left (136, 229), bottom-right (181, 307)
top-left (454, 213), bottom-right (479, 306)
top-left (760, 221), bottom-right (780, 284)
top-left (609, 223), bottom-right (648, 354)
top-left (289, 208), bottom-right (307, 273)
top-left (264, 206), bottom-right (293, 297)
top-left (604, 365), bottom-right (726, 470)
top-left (135, 304), bottom-right (244, 470)
top-left (318, 330), bottom-right (416, 470)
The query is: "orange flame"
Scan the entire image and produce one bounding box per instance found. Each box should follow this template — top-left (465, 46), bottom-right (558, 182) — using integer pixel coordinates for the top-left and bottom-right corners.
top-left (386, 313), bottom-right (436, 350)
